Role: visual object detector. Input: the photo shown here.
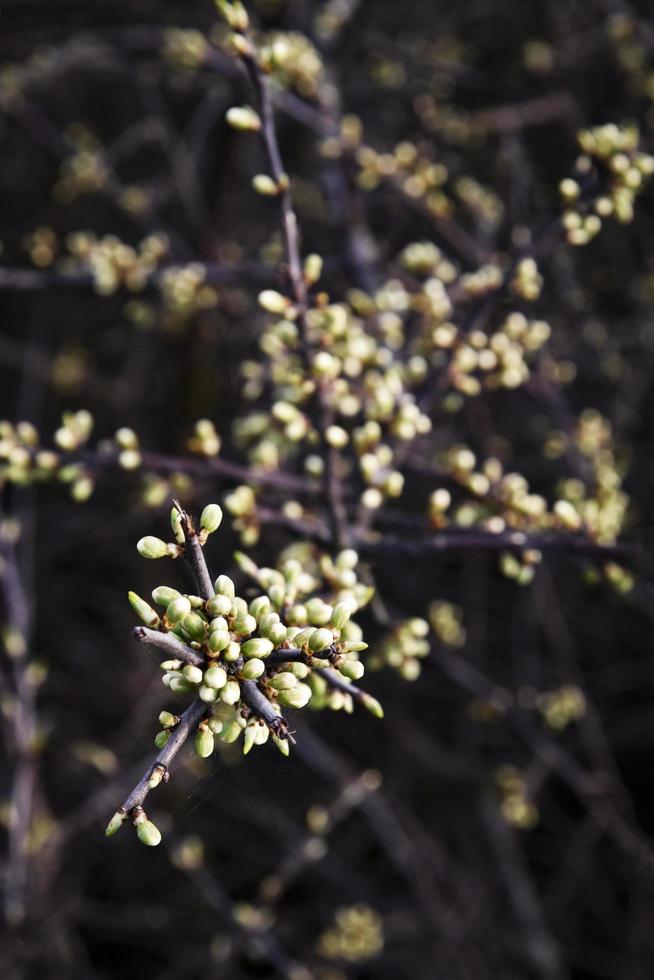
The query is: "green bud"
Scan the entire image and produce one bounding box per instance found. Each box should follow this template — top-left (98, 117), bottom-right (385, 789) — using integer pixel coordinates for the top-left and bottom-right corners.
top-left (148, 766), bottom-right (165, 789)
top-left (171, 507), bottom-right (185, 545)
top-left (209, 616), bottom-right (229, 632)
top-left (200, 503), bottom-right (223, 534)
top-left (223, 641), bottom-right (242, 663)
top-left (105, 810), bottom-right (126, 836)
top-left (169, 676), bottom-right (194, 694)
top-left (289, 662), bottom-right (310, 678)
top-left (269, 671), bottom-right (297, 691)
top-left (214, 574), bottom-right (235, 598)
top-left (226, 105), bottom-right (261, 131)
top-left (361, 692), bottom-right (384, 718)
top-left (331, 602), bottom-right (352, 630)
top-left (215, 0), bottom-right (249, 32)
top-left (277, 683), bottom-right (311, 709)
top-left (252, 174), bottom-right (280, 196)
top-left (194, 728), bottom-right (215, 758)
top-left (182, 664), bottom-right (204, 685)
top-left (303, 252), bottom-right (323, 285)
top-left (137, 536), bottom-right (169, 559)
top-left (128, 591), bottom-right (160, 629)
top-left (152, 586), bottom-right (181, 607)
top-left (199, 684), bottom-right (218, 703)
top-left (136, 819), bottom-right (161, 847)
top-left (241, 658), bottom-right (265, 679)
top-left (221, 679), bottom-right (241, 704)
top-left (218, 719), bottom-right (242, 743)
top-left (241, 637), bottom-right (273, 659)
top-left (204, 665), bottom-right (227, 689)
top-left (309, 628), bottom-right (333, 654)
top-left (160, 660), bottom-right (182, 671)
top-left (249, 595), bottom-right (272, 620)
top-left (259, 612), bottom-right (281, 636)
top-left (233, 614), bottom-right (257, 637)
top-left (209, 630), bottom-right (230, 654)
top-left (258, 289), bottom-right (290, 314)
top-left (339, 659), bottom-right (365, 681)
top-left (269, 623), bottom-right (288, 646)
top-left (182, 613), bottom-right (207, 643)
top-left (243, 725), bottom-right (257, 754)
top-left (207, 594), bottom-right (232, 617)
top-left (272, 733), bottom-right (290, 757)
top-left (343, 641), bottom-right (368, 653)
top-left (154, 730), bottom-right (170, 748)
top-left (166, 596), bottom-right (192, 624)
top-left (234, 550), bottom-right (259, 577)
top-left (293, 627), bottom-right (316, 650)
top-left (208, 717), bottom-right (224, 735)
top-left (187, 594), bottom-right (205, 609)
top-left (158, 710), bottom-right (178, 728)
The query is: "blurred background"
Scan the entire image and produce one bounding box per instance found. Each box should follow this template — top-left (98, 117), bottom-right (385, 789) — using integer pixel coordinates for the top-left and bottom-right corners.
top-left (3, 0), bottom-right (654, 977)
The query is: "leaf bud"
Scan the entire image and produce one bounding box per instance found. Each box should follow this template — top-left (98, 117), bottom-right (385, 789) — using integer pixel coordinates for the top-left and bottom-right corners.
top-left (128, 591), bottom-right (160, 629)
top-left (105, 810), bottom-right (126, 836)
top-left (154, 730), bottom-right (170, 749)
top-left (158, 711), bottom-right (178, 728)
top-left (361, 692), bottom-right (384, 718)
top-left (136, 818), bottom-right (162, 847)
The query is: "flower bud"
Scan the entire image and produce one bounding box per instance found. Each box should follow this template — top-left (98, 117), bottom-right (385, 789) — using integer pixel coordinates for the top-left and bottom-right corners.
top-left (137, 536), bottom-right (169, 559)
top-left (272, 733), bottom-right (290, 756)
top-left (171, 507), bottom-right (185, 545)
top-left (224, 641), bottom-right (242, 662)
top-left (199, 684), bottom-right (218, 703)
top-left (136, 819), bottom-right (162, 847)
top-left (278, 683), bottom-right (311, 709)
top-left (158, 711), bottom-right (178, 728)
top-left (269, 623), bottom-right (288, 646)
top-left (183, 664), bottom-right (203, 685)
top-left (207, 594), bottom-right (232, 617)
top-left (169, 676), bottom-right (194, 693)
top-left (293, 627), bottom-right (316, 650)
top-left (165, 596), bottom-right (192, 624)
top-left (209, 630), bottom-right (230, 654)
top-left (252, 174), bottom-right (280, 196)
top-left (182, 613), bottom-right (207, 643)
top-left (258, 289), bottom-right (290, 314)
top-left (152, 586), bottom-right (181, 607)
top-left (105, 810), bottom-right (126, 836)
top-left (331, 602), bottom-right (352, 630)
top-left (214, 574), bottom-right (235, 597)
top-left (233, 614), bottom-right (257, 637)
top-left (361, 692), bottom-right (384, 718)
top-left (208, 717), bottom-right (224, 735)
top-left (204, 665), bottom-right (227, 689)
top-left (226, 105), bottom-right (261, 131)
top-left (269, 671), bottom-right (297, 691)
top-left (128, 591), bottom-right (160, 629)
top-left (200, 503), bottom-right (223, 534)
top-left (241, 658), bottom-right (265, 679)
top-left (249, 595), bottom-right (271, 620)
top-left (304, 253), bottom-right (323, 285)
top-left (194, 728), bottom-right (215, 758)
top-left (308, 628), bottom-right (333, 653)
top-left (339, 658), bottom-right (365, 680)
top-left (221, 679), bottom-right (241, 705)
top-left (241, 637), bottom-right (274, 659)
top-left (215, 0), bottom-right (249, 32)
top-left (154, 730), bottom-right (170, 749)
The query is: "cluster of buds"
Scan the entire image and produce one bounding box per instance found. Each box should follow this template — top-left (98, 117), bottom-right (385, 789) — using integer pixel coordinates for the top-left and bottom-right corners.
top-left (66, 232), bottom-right (169, 295)
top-left (258, 31), bottom-right (327, 102)
top-left (53, 125), bottom-right (108, 203)
top-left (560, 123), bottom-right (654, 244)
top-left (495, 766), bottom-right (539, 829)
top-left (159, 263), bottom-right (218, 328)
top-left (535, 684), bottom-right (587, 731)
top-left (162, 28), bottom-right (210, 70)
top-left (454, 175), bottom-right (504, 229)
top-left (317, 904), bottom-right (384, 963)
top-left (110, 505), bottom-right (382, 845)
top-left (368, 618), bottom-right (430, 680)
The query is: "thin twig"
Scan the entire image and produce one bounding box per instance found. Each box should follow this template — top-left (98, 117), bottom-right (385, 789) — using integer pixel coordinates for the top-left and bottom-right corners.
top-left (132, 626), bottom-right (204, 667)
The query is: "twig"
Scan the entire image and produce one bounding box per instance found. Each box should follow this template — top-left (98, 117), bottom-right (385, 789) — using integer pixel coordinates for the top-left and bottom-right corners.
top-left (132, 626), bottom-right (204, 667)
top-left (173, 500), bottom-right (214, 601)
top-left (118, 697), bottom-right (209, 816)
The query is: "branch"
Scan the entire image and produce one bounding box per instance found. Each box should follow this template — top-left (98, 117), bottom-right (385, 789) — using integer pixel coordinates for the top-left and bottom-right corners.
top-left (240, 679), bottom-right (293, 741)
top-left (174, 500), bottom-right (214, 600)
top-left (132, 626), bottom-right (204, 667)
top-left (118, 697), bottom-right (208, 816)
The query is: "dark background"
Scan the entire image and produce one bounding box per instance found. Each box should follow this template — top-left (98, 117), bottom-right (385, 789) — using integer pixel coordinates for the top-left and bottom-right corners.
top-left (3, 1), bottom-right (654, 978)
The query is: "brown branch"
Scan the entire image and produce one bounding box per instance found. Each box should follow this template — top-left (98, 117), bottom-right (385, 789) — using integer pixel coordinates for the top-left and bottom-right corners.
top-left (132, 626), bottom-right (204, 667)
top-left (118, 697), bottom-right (208, 816)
